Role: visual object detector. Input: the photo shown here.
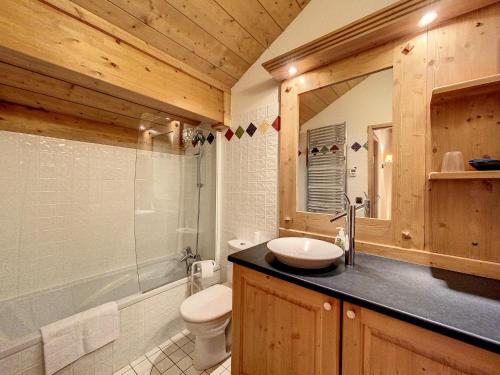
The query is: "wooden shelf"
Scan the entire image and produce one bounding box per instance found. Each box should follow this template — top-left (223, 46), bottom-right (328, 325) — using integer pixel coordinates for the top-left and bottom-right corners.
top-left (428, 171), bottom-right (500, 180)
top-left (430, 74), bottom-right (500, 104)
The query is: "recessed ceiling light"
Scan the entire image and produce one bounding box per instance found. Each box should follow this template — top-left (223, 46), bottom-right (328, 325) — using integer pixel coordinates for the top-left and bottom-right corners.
top-left (165, 117), bottom-right (170, 120)
top-left (418, 11), bottom-right (437, 27)
top-left (288, 65), bottom-right (298, 76)
top-left (139, 125), bottom-right (145, 131)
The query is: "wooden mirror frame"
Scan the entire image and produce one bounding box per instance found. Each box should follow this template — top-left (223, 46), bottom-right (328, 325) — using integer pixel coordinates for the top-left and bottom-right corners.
top-left (280, 43), bottom-right (395, 245)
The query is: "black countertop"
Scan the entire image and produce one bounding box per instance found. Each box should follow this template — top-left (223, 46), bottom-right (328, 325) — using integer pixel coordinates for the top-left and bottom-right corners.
top-left (228, 243), bottom-right (500, 354)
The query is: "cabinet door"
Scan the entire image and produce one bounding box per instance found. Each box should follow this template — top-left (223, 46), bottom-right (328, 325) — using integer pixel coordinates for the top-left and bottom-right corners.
top-left (232, 265), bottom-right (340, 375)
top-left (342, 302), bottom-right (500, 375)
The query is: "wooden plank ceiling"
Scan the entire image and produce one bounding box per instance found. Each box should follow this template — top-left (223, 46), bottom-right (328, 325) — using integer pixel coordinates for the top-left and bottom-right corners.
top-left (71, 0), bottom-right (311, 89)
top-left (299, 76), bottom-right (366, 125)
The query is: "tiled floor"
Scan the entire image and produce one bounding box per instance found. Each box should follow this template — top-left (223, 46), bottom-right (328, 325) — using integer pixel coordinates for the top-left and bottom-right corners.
top-left (114, 329), bottom-right (231, 375)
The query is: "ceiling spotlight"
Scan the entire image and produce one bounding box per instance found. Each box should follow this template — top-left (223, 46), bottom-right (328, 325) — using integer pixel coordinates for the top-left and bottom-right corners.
top-left (288, 65), bottom-right (298, 76)
top-left (418, 11), bottom-right (437, 27)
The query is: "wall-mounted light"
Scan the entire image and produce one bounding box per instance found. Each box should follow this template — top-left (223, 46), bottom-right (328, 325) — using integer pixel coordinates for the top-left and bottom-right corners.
top-left (418, 11), bottom-right (437, 27)
top-left (384, 154), bottom-right (393, 164)
top-left (288, 65), bottom-right (298, 76)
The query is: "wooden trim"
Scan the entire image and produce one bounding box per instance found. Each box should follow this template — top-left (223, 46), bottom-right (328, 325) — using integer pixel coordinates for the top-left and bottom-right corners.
top-left (42, 0), bottom-right (231, 93)
top-left (430, 73), bottom-right (500, 104)
top-left (429, 171), bottom-right (500, 180)
top-left (0, 102), bottom-right (138, 149)
top-left (262, 0), bottom-right (498, 81)
top-left (357, 241), bottom-right (500, 280)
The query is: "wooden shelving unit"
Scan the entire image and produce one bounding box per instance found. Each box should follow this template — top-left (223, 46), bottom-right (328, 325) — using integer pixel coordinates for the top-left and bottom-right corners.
top-left (430, 74), bottom-right (500, 104)
top-left (429, 171), bottom-right (500, 180)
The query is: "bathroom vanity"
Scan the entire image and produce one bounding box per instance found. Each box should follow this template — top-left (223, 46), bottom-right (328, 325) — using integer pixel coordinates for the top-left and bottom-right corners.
top-left (229, 244), bottom-right (500, 375)
top-left (229, 244), bottom-right (500, 374)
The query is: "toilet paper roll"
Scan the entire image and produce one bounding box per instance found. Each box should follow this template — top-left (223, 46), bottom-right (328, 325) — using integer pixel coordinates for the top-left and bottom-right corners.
top-left (200, 261), bottom-right (214, 279)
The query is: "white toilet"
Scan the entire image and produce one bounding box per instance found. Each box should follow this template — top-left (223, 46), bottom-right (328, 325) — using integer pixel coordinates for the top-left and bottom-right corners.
top-left (179, 239), bottom-right (253, 370)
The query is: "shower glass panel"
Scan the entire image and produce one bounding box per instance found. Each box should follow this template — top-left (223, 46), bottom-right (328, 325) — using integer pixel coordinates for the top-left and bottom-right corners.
top-left (134, 121), bottom-right (217, 292)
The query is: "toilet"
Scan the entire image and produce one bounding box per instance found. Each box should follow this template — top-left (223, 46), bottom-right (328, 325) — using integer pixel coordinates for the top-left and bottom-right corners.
top-left (179, 239), bottom-right (253, 370)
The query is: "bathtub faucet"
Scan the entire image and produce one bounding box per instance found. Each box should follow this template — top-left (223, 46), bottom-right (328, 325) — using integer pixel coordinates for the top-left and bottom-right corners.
top-left (180, 246), bottom-right (201, 273)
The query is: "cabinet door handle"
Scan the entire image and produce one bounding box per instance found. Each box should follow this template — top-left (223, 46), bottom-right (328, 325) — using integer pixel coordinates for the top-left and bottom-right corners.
top-left (323, 302), bottom-right (332, 311)
top-left (346, 310), bottom-right (356, 319)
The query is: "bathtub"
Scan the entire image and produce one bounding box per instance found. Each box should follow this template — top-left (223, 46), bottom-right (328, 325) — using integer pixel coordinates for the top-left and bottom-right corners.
top-left (0, 253), bottom-right (204, 360)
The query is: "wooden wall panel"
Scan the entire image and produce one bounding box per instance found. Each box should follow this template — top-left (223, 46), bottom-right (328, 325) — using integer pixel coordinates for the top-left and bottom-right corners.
top-left (279, 3), bottom-right (500, 278)
top-left (391, 33), bottom-right (428, 249)
top-left (0, 0), bottom-right (224, 124)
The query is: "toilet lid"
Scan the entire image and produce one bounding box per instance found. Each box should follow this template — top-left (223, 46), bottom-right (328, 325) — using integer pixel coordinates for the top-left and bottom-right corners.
top-left (180, 284), bottom-right (232, 323)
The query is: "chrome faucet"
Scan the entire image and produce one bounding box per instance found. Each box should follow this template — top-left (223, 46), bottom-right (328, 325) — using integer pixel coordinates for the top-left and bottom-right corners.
top-left (330, 193), bottom-right (366, 266)
top-left (180, 246), bottom-right (201, 273)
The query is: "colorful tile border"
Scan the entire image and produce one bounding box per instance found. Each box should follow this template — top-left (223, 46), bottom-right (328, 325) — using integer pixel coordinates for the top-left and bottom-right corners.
top-left (224, 116), bottom-right (280, 142)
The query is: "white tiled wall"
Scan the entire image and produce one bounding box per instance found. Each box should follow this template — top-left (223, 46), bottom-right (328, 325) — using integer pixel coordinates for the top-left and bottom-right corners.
top-left (0, 276), bottom-right (199, 375)
top-left (220, 103), bottom-right (280, 276)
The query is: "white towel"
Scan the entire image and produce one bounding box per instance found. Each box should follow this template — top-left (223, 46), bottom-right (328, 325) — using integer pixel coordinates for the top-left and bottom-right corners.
top-left (41, 314), bottom-right (84, 375)
top-left (41, 302), bottom-right (120, 375)
top-left (81, 302), bottom-right (120, 353)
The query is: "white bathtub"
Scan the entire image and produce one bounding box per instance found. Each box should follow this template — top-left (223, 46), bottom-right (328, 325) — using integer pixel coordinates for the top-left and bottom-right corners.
top-left (0, 253), bottom-right (207, 360)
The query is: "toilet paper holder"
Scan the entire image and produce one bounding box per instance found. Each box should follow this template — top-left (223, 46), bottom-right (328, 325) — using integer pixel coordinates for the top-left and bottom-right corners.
top-left (190, 260), bottom-right (217, 295)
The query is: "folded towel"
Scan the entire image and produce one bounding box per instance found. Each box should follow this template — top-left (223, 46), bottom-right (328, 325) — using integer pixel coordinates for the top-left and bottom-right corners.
top-left (41, 314), bottom-right (84, 375)
top-left (81, 302), bottom-right (120, 353)
top-left (41, 302), bottom-right (120, 375)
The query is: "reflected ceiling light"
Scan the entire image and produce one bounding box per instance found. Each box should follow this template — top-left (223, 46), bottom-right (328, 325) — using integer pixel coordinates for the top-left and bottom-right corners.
top-left (384, 154), bottom-right (393, 164)
top-left (418, 11), bottom-right (437, 27)
top-left (165, 117), bottom-right (171, 120)
top-left (139, 125), bottom-right (145, 131)
top-left (288, 65), bottom-right (298, 76)
top-left (299, 75), bottom-right (305, 83)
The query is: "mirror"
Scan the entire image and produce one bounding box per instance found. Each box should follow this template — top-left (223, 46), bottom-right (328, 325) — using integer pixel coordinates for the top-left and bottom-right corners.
top-left (297, 68), bottom-right (393, 219)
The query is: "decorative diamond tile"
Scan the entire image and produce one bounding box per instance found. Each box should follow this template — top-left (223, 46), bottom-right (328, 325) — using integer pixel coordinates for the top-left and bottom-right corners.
top-left (235, 126), bottom-right (245, 139)
top-left (191, 137), bottom-right (198, 147)
top-left (298, 150), bottom-right (302, 156)
top-left (330, 144), bottom-right (339, 152)
top-left (199, 134), bottom-right (206, 145)
top-left (246, 123), bottom-right (257, 137)
top-left (224, 128), bottom-right (234, 141)
top-left (258, 120), bottom-right (270, 134)
top-left (362, 141), bottom-right (369, 150)
top-left (272, 116), bottom-right (281, 132)
top-left (351, 142), bottom-right (361, 152)
top-left (320, 145), bottom-right (329, 154)
top-left (311, 147), bottom-right (319, 155)
top-left (207, 133), bottom-right (215, 144)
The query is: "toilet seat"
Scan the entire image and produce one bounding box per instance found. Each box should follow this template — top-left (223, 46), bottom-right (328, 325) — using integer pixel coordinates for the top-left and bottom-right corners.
top-left (180, 284), bottom-right (232, 323)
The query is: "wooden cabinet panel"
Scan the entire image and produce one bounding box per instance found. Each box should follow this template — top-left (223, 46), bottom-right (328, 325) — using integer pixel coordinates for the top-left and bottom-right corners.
top-left (232, 265), bottom-right (340, 375)
top-left (342, 302), bottom-right (500, 375)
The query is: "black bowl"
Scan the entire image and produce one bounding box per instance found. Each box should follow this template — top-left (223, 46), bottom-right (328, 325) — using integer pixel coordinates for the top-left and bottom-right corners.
top-left (468, 159), bottom-right (500, 171)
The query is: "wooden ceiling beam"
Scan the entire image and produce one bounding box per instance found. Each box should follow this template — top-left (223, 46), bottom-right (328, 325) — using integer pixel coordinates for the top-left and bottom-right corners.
top-left (0, 0), bottom-right (224, 124)
top-left (263, 0), bottom-right (498, 81)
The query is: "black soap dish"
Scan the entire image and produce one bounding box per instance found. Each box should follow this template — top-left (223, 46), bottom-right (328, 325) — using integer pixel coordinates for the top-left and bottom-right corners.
top-left (468, 158), bottom-right (500, 171)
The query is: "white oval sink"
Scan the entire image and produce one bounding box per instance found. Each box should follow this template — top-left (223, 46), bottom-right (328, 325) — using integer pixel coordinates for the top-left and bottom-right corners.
top-left (267, 237), bottom-right (343, 269)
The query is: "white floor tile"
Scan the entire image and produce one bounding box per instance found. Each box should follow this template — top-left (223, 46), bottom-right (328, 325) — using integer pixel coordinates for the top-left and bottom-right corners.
top-left (162, 365), bottom-right (183, 375)
top-left (154, 357), bottom-right (174, 373)
top-left (181, 341), bottom-right (195, 355)
top-left (114, 365), bottom-right (133, 375)
top-left (176, 356), bottom-right (193, 372)
top-left (169, 348), bottom-right (188, 364)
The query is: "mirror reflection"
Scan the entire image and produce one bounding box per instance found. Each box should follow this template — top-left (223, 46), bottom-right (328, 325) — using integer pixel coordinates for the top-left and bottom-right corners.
top-left (297, 68), bottom-right (393, 219)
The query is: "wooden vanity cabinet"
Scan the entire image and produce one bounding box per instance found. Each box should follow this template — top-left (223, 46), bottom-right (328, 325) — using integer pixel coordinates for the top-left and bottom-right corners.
top-left (231, 264), bottom-right (341, 375)
top-left (342, 302), bottom-right (500, 375)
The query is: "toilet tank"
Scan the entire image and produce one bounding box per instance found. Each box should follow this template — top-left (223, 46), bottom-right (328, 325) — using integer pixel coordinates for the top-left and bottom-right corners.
top-left (227, 240), bottom-right (254, 284)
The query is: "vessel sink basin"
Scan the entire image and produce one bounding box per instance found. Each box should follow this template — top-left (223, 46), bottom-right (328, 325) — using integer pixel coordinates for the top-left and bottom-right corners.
top-left (267, 237), bottom-right (343, 269)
